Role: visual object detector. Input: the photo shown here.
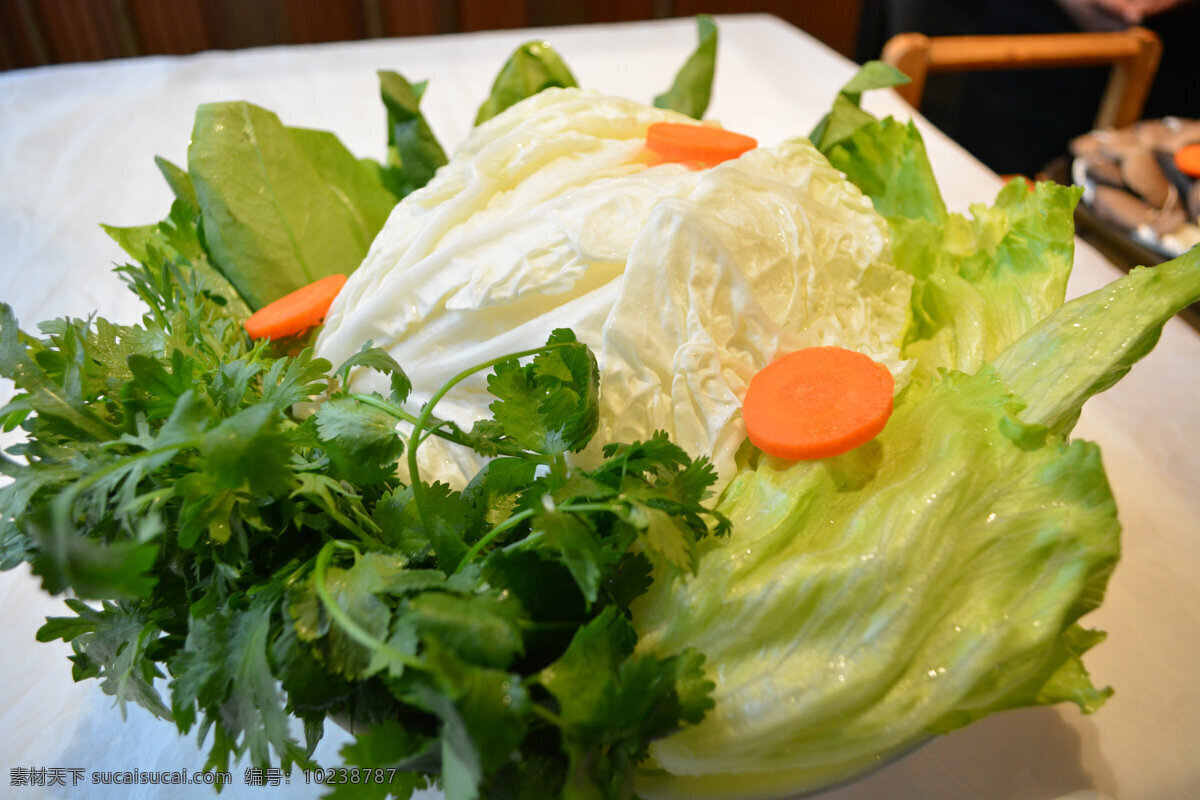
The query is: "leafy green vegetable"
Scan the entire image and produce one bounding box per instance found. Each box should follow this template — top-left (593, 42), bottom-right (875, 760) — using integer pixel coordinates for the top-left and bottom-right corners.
top-left (543, 607), bottom-right (714, 798)
top-left (188, 101), bottom-right (396, 309)
top-left (1, 193), bottom-right (728, 800)
top-left (624, 65), bottom-right (1200, 799)
top-left (653, 15), bottom-right (718, 119)
top-left (103, 199), bottom-right (252, 322)
top-left (808, 60), bottom-right (909, 153)
top-left (154, 155), bottom-right (198, 208)
top-left (475, 41), bottom-right (578, 126)
top-left (7, 38), bottom-right (1199, 800)
top-left (994, 246), bottom-right (1200, 435)
top-left (815, 65), bottom-right (1080, 385)
top-left (378, 70), bottom-right (449, 198)
top-left (635, 243), bottom-right (1199, 796)
top-left (37, 597), bottom-right (172, 719)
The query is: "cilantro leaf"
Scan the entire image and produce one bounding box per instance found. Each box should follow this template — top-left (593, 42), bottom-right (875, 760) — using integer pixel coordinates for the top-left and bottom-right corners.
top-left (36, 598), bottom-right (171, 719)
top-left (408, 590), bottom-right (525, 670)
top-left (314, 396), bottom-right (405, 486)
top-left (201, 403), bottom-right (294, 496)
top-left (290, 551), bottom-right (415, 681)
top-left (170, 587), bottom-right (310, 773)
top-left (415, 642), bottom-right (531, 800)
top-left (332, 719), bottom-right (432, 799)
top-left (334, 342), bottom-right (413, 403)
top-left (527, 510), bottom-right (610, 607)
top-left (541, 608), bottom-right (715, 797)
top-left (29, 507), bottom-right (160, 600)
top-left (0, 304), bottom-right (119, 442)
top-left (486, 330), bottom-right (599, 457)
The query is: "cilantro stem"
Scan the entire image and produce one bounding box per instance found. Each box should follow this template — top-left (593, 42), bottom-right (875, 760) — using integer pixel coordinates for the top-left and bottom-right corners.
top-left (529, 702), bottom-right (564, 728)
top-left (454, 501), bottom-right (623, 574)
top-left (313, 541), bottom-right (427, 673)
top-left (553, 502), bottom-right (619, 515)
top-left (53, 436), bottom-right (204, 524)
top-left (455, 508), bottom-right (535, 573)
top-left (352, 392), bottom-right (421, 426)
top-left (406, 342), bottom-right (575, 548)
top-left (354, 392), bottom-right (554, 463)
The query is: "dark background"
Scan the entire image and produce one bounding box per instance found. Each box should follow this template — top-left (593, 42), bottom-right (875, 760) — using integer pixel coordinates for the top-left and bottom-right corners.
top-left (0, 0), bottom-right (864, 70)
top-left (3, 0), bottom-right (1196, 176)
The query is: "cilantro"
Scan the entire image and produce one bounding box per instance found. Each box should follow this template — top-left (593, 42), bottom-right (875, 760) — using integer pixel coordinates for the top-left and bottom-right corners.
top-left (2, 84), bottom-right (729, 800)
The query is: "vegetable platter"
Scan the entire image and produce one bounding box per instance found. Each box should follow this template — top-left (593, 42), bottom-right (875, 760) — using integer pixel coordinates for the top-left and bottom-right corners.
top-left (2, 13), bottom-right (1199, 800)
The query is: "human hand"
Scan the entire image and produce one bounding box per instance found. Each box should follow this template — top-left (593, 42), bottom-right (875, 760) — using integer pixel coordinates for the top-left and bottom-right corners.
top-left (1056, 0), bottom-right (1189, 29)
top-left (1092, 0), bottom-right (1186, 22)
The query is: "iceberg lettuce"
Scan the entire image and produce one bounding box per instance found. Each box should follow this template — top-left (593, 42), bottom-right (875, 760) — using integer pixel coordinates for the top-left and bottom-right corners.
top-left (628, 70), bottom-right (1200, 798)
top-left (825, 117), bottom-right (1081, 385)
top-left (634, 247), bottom-right (1199, 798)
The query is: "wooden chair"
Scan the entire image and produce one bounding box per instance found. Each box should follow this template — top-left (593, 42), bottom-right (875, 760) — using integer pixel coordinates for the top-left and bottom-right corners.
top-left (881, 27), bottom-right (1163, 130)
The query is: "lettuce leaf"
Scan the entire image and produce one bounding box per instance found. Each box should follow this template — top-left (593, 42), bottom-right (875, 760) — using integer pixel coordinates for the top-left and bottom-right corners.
top-left (994, 246), bottom-right (1200, 435)
top-left (629, 63), bottom-right (1200, 799)
top-left (635, 367), bottom-right (1119, 798)
top-left (475, 41), bottom-right (578, 126)
top-left (808, 61), bottom-right (909, 155)
top-left (188, 101), bottom-right (396, 309)
top-left (634, 246), bottom-right (1199, 797)
top-left (823, 115), bottom-right (1080, 384)
top-left (378, 70), bottom-right (448, 198)
top-left (653, 14), bottom-right (718, 119)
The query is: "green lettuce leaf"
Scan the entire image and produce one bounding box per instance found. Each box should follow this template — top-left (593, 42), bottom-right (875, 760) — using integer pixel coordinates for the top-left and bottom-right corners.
top-left (633, 245), bottom-right (1200, 800)
top-left (188, 101), bottom-right (395, 309)
top-left (653, 15), bottom-right (718, 119)
top-left (475, 41), bottom-right (578, 126)
top-left (821, 107), bottom-right (1080, 384)
top-left (994, 245), bottom-right (1200, 435)
top-left (808, 61), bottom-right (909, 153)
top-left (378, 70), bottom-right (448, 197)
top-left (635, 365), bottom-right (1119, 798)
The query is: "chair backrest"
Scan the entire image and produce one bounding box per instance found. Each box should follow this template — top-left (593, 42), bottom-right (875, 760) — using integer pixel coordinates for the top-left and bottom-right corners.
top-left (881, 27), bottom-right (1162, 130)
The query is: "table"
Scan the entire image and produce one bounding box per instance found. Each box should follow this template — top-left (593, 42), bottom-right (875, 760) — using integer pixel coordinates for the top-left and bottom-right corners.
top-left (2, 14), bottom-right (1197, 800)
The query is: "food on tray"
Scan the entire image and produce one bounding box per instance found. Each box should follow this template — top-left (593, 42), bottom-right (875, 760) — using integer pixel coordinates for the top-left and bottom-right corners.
top-left (2, 23), bottom-right (1200, 800)
top-left (1070, 116), bottom-right (1200, 256)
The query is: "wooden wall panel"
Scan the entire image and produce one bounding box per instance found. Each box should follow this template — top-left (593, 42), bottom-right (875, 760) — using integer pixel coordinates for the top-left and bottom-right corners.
top-left (32, 0), bottom-right (133, 63)
top-left (585, 0), bottom-right (662, 24)
top-left (1, 0), bottom-right (48, 69)
top-left (200, 0), bottom-right (286, 50)
top-left (285, 0), bottom-right (366, 44)
top-left (457, 0), bottom-right (529, 32)
top-left (671, 0), bottom-right (863, 57)
top-left (377, 0), bottom-right (442, 37)
top-left (528, 0), bottom-right (590, 28)
top-left (3, 1), bottom-right (865, 69)
top-left (128, 0), bottom-right (211, 56)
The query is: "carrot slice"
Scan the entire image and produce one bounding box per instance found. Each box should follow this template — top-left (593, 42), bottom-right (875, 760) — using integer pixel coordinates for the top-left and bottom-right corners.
top-left (742, 346), bottom-right (895, 460)
top-left (244, 274), bottom-right (347, 340)
top-left (645, 122), bottom-right (757, 168)
top-left (1175, 143), bottom-right (1200, 178)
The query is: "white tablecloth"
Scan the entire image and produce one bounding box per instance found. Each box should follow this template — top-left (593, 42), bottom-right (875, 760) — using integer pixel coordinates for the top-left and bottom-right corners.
top-left (1, 14), bottom-right (1197, 800)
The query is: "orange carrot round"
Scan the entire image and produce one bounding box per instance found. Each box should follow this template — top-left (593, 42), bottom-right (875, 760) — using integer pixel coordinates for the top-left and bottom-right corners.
top-left (742, 346), bottom-right (895, 460)
top-left (244, 274), bottom-right (347, 340)
top-left (645, 122), bottom-right (757, 168)
top-left (1175, 143), bottom-right (1200, 178)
